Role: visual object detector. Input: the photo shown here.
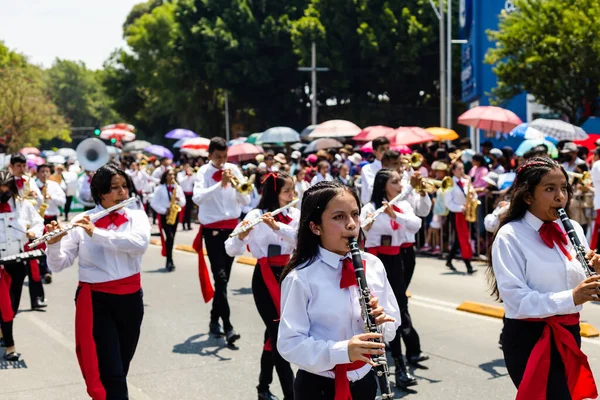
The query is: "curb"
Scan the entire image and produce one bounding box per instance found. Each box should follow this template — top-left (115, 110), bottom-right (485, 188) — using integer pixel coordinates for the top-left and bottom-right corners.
top-left (581, 322), bottom-right (600, 338)
top-left (237, 256), bottom-right (258, 266)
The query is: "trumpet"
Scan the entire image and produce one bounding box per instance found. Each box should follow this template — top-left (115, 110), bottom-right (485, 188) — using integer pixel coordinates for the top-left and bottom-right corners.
top-left (229, 199), bottom-right (299, 238)
top-left (400, 152), bottom-right (423, 168)
top-left (567, 171), bottom-right (592, 186)
top-left (450, 150), bottom-right (463, 164)
top-left (229, 171), bottom-right (255, 195)
top-left (418, 176), bottom-right (454, 194)
top-left (29, 197), bottom-right (137, 248)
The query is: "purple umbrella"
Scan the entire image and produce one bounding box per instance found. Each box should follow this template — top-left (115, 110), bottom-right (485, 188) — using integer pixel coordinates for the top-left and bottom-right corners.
top-left (165, 129), bottom-right (198, 139)
top-left (144, 145), bottom-right (174, 159)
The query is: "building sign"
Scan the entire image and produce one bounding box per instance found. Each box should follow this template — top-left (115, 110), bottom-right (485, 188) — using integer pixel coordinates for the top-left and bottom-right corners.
top-left (459, 0), bottom-right (473, 39)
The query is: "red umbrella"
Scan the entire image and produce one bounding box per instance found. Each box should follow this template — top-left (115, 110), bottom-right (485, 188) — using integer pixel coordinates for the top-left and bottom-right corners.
top-left (575, 133), bottom-right (600, 151)
top-left (353, 125), bottom-right (395, 142)
top-left (102, 123), bottom-right (135, 132)
top-left (100, 129), bottom-right (136, 142)
top-left (385, 127), bottom-right (436, 146)
top-left (458, 106), bottom-right (523, 133)
top-left (227, 143), bottom-right (264, 162)
top-left (360, 141), bottom-right (411, 154)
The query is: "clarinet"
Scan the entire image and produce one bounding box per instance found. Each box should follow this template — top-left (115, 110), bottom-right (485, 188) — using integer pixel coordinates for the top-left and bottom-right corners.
top-left (557, 208), bottom-right (597, 278)
top-left (348, 237), bottom-right (393, 399)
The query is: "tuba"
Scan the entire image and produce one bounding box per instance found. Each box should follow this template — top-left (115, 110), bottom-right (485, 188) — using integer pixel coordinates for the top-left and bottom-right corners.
top-left (165, 184), bottom-right (182, 225)
top-left (76, 138), bottom-right (109, 172)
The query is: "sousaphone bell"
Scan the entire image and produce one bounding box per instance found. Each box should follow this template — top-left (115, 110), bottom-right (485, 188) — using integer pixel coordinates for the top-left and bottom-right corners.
top-left (76, 138), bottom-right (109, 171)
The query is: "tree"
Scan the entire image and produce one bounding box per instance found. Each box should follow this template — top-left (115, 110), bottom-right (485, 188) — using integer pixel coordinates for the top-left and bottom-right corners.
top-left (0, 64), bottom-right (70, 152)
top-left (485, 0), bottom-right (600, 124)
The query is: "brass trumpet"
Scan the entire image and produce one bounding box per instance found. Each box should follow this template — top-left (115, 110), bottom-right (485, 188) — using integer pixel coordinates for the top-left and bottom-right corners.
top-left (567, 171), bottom-right (592, 186)
top-left (400, 152), bottom-right (423, 168)
top-left (418, 176), bottom-right (454, 194)
top-left (229, 171), bottom-right (255, 195)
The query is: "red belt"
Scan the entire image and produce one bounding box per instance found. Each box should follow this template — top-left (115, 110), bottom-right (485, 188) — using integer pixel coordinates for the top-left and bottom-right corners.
top-left (332, 360), bottom-right (367, 400)
top-left (400, 242), bottom-right (414, 248)
top-left (516, 313), bottom-right (597, 400)
top-left (454, 212), bottom-right (473, 260)
top-left (75, 273), bottom-right (141, 400)
top-left (24, 241), bottom-right (43, 283)
top-left (0, 268), bottom-right (14, 322)
top-left (192, 219), bottom-right (237, 302)
top-left (366, 246), bottom-right (400, 256)
top-left (257, 254), bottom-right (289, 351)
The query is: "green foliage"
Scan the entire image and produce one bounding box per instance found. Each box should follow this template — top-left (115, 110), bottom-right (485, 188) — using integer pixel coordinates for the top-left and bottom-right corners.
top-left (485, 0), bottom-right (600, 124)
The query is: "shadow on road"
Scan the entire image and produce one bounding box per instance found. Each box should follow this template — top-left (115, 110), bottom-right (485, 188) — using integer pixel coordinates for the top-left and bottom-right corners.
top-left (172, 333), bottom-right (233, 361)
top-left (478, 358), bottom-right (508, 379)
top-left (145, 268), bottom-right (171, 274)
top-left (232, 287), bottom-right (252, 296)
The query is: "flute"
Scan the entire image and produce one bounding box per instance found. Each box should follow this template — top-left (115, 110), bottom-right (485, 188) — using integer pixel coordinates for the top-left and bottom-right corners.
top-left (361, 186), bottom-right (413, 228)
top-left (228, 199), bottom-right (299, 238)
top-left (29, 197), bottom-right (138, 248)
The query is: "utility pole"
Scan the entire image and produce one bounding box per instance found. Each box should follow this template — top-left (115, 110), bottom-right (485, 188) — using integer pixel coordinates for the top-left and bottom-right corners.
top-left (446, 0), bottom-right (453, 129)
top-left (224, 91), bottom-right (230, 141)
top-left (439, 0), bottom-right (446, 128)
top-left (298, 42), bottom-right (329, 126)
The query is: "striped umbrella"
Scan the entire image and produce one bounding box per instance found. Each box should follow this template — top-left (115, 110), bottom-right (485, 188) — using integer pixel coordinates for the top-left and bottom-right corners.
top-left (528, 119), bottom-right (588, 141)
top-left (180, 137), bottom-right (210, 151)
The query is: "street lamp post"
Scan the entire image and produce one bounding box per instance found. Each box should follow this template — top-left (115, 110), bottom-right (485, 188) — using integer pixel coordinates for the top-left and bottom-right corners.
top-left (298, 42), bottom-right (329, 126)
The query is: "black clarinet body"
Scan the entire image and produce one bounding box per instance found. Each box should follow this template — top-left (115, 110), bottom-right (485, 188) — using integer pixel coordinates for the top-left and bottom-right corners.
top-left (348, 237), bottom-right (393, 399)
top-left (557, 208), bottom-right (597, 277)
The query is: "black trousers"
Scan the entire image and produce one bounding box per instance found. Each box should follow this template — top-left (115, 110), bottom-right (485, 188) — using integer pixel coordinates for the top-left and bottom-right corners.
top-left (159, 214), bottom-right (178, 262)
top-left (0, 319), bottom-right (14, 347)
top-left (183, 194), bottom-right (193, 229)
top-left (252, 264), bottom-right (294, 399)
top-left (203, 227), bottom-right (235, 331)
top-left (503, 318), bottom-right (579, 400)
top-left (64, 195), bottom-right (73, 219)
top-left (378, 253), bottom-right (421, 365)
top-left (294, 369), bottom-right (377, 399)
top-left (5, 261), bottom-right (44, 311)
top-left (258, 329), bottom-right (275, 391)
top-left (75, 288), bottom-right (144, 400)
top-left (400, 246), bottom-right (416, 289)
top-left (447, 212), bottom-right (473, 269)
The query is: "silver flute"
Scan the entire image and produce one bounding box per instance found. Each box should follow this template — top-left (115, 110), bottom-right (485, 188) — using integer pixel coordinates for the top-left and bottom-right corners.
top-left (557, 208), bottom-right (597, 278)
top-left (228, 199), bottom-right (299, 238)
top-left (361, 186), bottom-right (413, 228)
top-left (29, 197), bottom-right (138, 248)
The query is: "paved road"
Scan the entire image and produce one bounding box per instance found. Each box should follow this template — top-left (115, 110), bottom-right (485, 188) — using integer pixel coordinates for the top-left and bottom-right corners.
top-left (2, 223), bottom-right (600, 399)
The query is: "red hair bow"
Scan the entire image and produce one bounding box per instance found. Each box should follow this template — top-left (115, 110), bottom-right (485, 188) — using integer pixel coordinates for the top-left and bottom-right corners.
top-left (261, 172), bottom-right (279, 191)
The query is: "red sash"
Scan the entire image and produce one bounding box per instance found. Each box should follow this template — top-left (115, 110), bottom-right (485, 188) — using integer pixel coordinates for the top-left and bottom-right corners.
top-left (366, 246), bottom-right (400, 256)
top-left (192, 219), bottom-right (238, 303)
top-left (454, 212), bottom-right (473, 260)
top-left (0, 268), bottom-right (14, 323)
top-left (257, 254), bottom-right (290, 352)
top-left (24, 242), bottom-right (41, 282)
top-left (590, 210), bottom-right (600, 250)
top-left (333, 360), bottom-right (368, 400)
top-left (157, 216), bottom-right (167, 257)
top-left (516, 314), bottom-right (597, 400)
top-left (75, 273), bottom-right (141, 400)
top-left (400, 243), bottom-right (414, 248)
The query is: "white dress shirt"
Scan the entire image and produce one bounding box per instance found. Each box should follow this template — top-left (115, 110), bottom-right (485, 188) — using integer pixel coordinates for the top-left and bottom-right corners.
top-left (46, 205), bottom-right (151, 283)
top-left (278, 246), bottom-right (401, 381)
top-left (177, 172), bottom-right (195, 193)
top-left (129, 170), bottom-right (153, 193)
top-left (77, 175), bottom-right (94, 207)
top-left (592, 160), bottom-right (600, 210)
top-left (484, 203), bottom-right (510, 233)
top-left (5, 197), bottom-right (45, 240)
top-left (310, 172), bottom-right (333, 186)
top-left (150, 184), bottom-right (186, 215)
top-left (491, 211), bottom-right (587, 319)
top-left (360, 160), bottom-right (382, 205)
top-left (443, 176), bottom-right (468, 213)
top-left (192, 162), bottom-right (250, 224)
top-left (225, 207), bottom-right (299, 258)
top-left (37, 179), bottom-right (66, 217)
top-left (361, 201), bottom-right (421, 248)
top-left (294, 180), bottom-right (310, 208)
top-left (15, 175), bottom-right (43, 208)
top-left (151, 165), bottom-right (168, 182)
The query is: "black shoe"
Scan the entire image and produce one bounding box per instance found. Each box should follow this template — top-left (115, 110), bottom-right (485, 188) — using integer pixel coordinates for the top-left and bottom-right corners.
top-left (0, 338), bottom-right (5, 347)
top-left (209, 322), bottom-right (224, 337)
top-left (43, 273), bottom-right (52, 284)
top-left (446, 261), bottom-right (457, 271)
top-left (408, 353), bottom-right (430, 366)
top-left (4, 351), bottom-right (20, 361)
top-left (226, 329), bottom-right (241, 346)
top-left (166, 261), bottom-right (175, 272)
top-left (257, 389), bottom-right (279, 400)
top-left (32, 297), bottom-right (47, 309)
top-left (467, 268), bottom-right (477, 275)
top-left (395, 367), bottom-right (417, 388)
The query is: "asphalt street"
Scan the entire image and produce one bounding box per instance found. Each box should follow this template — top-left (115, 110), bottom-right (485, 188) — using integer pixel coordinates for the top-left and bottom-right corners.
top-left (2, 223), bottom-right (600, 400)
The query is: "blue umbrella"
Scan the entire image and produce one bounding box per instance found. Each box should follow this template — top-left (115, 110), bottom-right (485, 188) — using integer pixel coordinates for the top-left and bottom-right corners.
top-left (582, 117), bottom-right (600, 134)
top-left (515, 139), bottom-right (558, 158)
top-left (144, 145), bottom-right (174, 159)
top-left (260, 126), bottom-right (300, 143)
top-left (165, 129), bottom-right (198, 139)
top-left (510, 123), bottom-right (558, 144)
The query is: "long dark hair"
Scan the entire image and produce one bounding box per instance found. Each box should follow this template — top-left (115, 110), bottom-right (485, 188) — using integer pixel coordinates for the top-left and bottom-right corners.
top-left (160, 168), bottom-right (175, 185)
top-left (256, 172), bottom-right (293, 213)
top-left (91, 165), bottom-right (136, 204)
top-left (281, 180), bottom-right (363, 281)
top-left (370, 168), bottom-right (395, 208)
top-left (487, 157), bottom-right (572, 300)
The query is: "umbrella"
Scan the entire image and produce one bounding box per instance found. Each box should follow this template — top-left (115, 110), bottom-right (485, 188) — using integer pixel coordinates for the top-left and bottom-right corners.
top-left (309, 120), bottom-right (361, 139)
top-left (290, 142), bottom-right (306, 151)
top-left (300, 125), bottom-right (317, 142)
top-left (458, 106), bottom-right (523, 133)
top-left (582, 117), bottom-right (600, 134)
top-left (303, 138), bottom-right (343, 154)
top-left (515, 139), bottom-right (558, 158)
top-left (26, 155), bottom-right (45, 165)
top-left (227, 143), bottom-right (263, 162)
top-left (180, 148), bottom-right (208, 158)
top-left (386, 127), bottom-right (436, 146)
top-left (246, 133), bottom-right (263, 145)
top-left (574, 134), bottom-right (600, 151)
top-left (425, 127), bottom-right (459, 141)
top-left (123, 140), bottom-right (152, 152)
top-left (40, 150), bottom-right (55, 157)
top-left (107, 146), bottom-right (121, 155)
top-left (228, 137), bottom-right (248, 146)
top-left (180, 137), bottom-right (210, 151)
top-left (20, 147), bottom-right (40, 156)
top-left (260, 126), bottom-right (300, 143)
top-left (353, 126), bottom-right (395, 142)
top-left (165, 129), bottom-right (198, 139)
top-left (509, 123), bottom-right (558, 144)
top-left (360, 141), bottom-right (411, 154)
top-left (144, 145), bottom-right (173, 159)
top-left (100, 128), bottom-right (136, 142)
top-left (528, 118), bottom-right (588, 141)
top-left (102, 123), bottom-right (135, 132)
top-left (47, 154), bottom-right (66, 165)
top-left (56, 148), bottom-right (77, 159)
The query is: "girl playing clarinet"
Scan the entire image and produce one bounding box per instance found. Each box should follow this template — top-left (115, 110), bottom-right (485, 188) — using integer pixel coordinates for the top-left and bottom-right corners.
top-left (46, 165), bottom-right (150, 400)
top-left (278, 180), bottom-right (400, 400)
top-left (490, 157), bottom-right (600, 400)
top-left (225, 172), bottom-right (297, 400)
top-left (150, 169), bottom-right (186, 271)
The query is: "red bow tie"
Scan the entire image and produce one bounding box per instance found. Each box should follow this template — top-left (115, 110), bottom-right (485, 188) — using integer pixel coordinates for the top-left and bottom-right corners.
top-left (94, 212), bottom-right (129, 230)
top-left (167, 185), bottom-right (174, 193)
top-left (0, 202), bottom-right (11, 213)
top-left (390, 205), bottom-right (402, 230)
top-left (275, 212), bottom-right (292, 225)
top-left (457, 181), bottom-right (464, 189)
top-left (539, 221), bottom-right (572, 261)
top-left (212, 170), bottom-right (223, 182)
top-left (340, 258), bottom-right (366, 289)
top-left (15, 178), bottom-right (23, 189)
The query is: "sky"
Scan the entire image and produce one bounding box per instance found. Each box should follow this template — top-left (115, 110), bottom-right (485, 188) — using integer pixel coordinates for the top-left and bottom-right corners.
top-left (0, 0), bottom-right (142, 70)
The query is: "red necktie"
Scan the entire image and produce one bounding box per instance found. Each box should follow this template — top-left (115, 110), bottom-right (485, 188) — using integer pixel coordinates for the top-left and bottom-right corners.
top-left (457, 181), bottom-right (464, 189)
top-left (15, 178), bottom-right (23, 190)
top-left (0, 203), bottom-right (11, 213)
top-left (167, 185), bottom-right (174, 194)
top-left (340, 258), bottom-right (357, 289)
top-left (390, 205), bottom-right (402, 231)
top-left (275, 213), bottom-right (292, 225)
top-left (94, 212), bottom-right (129, 230)
top-left (212, 170), bottom-right (223, 182)
top-left (539, 221), bottom-right (572, 261)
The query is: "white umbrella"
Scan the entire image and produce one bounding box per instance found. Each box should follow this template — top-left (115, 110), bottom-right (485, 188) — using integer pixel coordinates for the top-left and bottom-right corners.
top-left (260, 126), bottom-right (300, 143)
top-left (529, 118), bottom-right (588, 141)
top-left (47, 154), bottom-right (66, 165)
top-left (308, 120), bottom-right (361, 138)
top-left (57, 148), bottom-right (77, 159)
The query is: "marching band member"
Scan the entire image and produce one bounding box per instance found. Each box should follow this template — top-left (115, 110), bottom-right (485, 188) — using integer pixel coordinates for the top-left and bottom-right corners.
top-left (225, 172), bottom-right (298, 400)
top-left (46, 164), bottom-right (150, 400)
top-left (150, 169), bottom-right (186, 272)
top-left (490, 158), bottom-right (599, 400)
top-left (294, 168), bottom-right (310, 207)
top-left (278, 180), bottom-right (400, 400)
top-left (177, 164), bottom-right (195, 231)
top-left (192, 137), bottom-right (250, 346)
top-left (361, 169), bottom-right (424, 388)
top-left (444, 160), bottom-right (476, 274)
top-left (77, 170), bottom-right (96, 211)
top-left (10, 153), bottom-right (43, 207)
top-left (151, 157), bottom-right (171, 182)
top-left (36, 164), bottom-right (67, 225)
top-left (0, 171), bottom-right (44, 361)
top-left (360, 137), bottom-right (390, 205)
